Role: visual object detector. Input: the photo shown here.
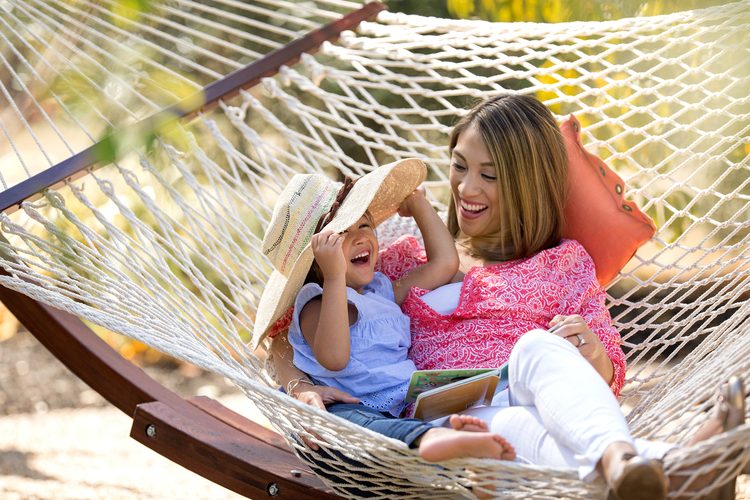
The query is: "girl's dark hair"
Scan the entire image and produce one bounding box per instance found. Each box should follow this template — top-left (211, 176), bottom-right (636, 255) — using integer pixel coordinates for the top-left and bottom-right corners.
top-left (304, 261), bottom-right (324, 286)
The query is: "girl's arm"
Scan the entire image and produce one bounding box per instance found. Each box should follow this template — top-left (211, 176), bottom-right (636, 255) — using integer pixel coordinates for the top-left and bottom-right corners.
top-left (299, 230), bottom-right (352, 371)
top-left (392, 189), bottom-right (459, 305)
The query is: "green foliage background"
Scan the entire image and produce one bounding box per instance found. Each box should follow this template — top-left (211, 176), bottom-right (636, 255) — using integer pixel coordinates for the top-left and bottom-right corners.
top-left (390, 0), bottom-right (730, 21)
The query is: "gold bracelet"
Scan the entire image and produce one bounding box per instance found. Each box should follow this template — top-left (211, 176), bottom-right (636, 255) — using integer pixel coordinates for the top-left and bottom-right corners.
top-left (286, 377), bottom-right (314, 396)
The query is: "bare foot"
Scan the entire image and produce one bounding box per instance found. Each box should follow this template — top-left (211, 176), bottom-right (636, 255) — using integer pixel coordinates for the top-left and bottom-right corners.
top-left (668, 413), bottom-right (726, 498)
top-left (685, 380), bottom-right (744, 446)
top-left (449, 414), bottom-right (488, 432)
top-left (418, 428), bottom-right (516, 462)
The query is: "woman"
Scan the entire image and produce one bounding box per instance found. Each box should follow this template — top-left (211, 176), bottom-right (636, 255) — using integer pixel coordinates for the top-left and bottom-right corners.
top-left (262, 94), bottom-right (742, 499)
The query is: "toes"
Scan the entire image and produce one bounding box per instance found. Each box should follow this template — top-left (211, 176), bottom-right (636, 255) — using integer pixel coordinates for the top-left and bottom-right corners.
top-left (448, 414), bottom-right (462, 429)
top-left (465, 416), bottom-right (488, 430)
top-left (449, 414), bottom-right (489, 431)
top-left (491, 435), bottom-right (516, 459)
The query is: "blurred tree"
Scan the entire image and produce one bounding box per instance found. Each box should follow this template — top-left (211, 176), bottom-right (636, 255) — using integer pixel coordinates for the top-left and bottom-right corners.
top-left (388, 0), bottom-right (451, 17)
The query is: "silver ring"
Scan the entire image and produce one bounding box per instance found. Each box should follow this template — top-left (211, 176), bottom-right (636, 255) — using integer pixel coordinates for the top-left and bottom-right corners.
top-left (575, 334), bottom-right (585, 348)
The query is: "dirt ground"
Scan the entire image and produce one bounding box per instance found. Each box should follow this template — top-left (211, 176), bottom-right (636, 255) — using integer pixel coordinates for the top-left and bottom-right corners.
top-left (0, 329), bottom-right (243, 416)
top-left (0, 330), bottom-right (250, 499)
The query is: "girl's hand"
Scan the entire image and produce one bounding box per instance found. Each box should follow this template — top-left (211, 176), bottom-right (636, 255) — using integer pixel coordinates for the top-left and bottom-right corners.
top-left (397, 186), bottom-right (427, 218)
top-left (548, 314), bottom-right (605, 363)
top-left (311, 230), bottom-right (347, 280)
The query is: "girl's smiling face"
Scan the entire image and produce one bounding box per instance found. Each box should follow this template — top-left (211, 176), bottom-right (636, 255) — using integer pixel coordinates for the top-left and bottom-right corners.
top-left (342, 213), bottom-right (379, 292)
top-left (449, 123), bottom-right (501, 238)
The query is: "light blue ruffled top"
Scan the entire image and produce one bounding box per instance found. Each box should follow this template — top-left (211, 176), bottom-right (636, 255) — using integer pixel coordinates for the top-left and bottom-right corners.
top-left (289, 272), bottom-right (414, 417)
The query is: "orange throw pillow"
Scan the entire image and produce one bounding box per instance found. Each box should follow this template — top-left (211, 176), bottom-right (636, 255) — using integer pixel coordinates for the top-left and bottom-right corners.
top-left (560, 115), bottom-right (656, 285)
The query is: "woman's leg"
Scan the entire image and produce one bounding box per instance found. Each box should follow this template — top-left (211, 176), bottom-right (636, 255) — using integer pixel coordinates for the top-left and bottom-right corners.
top-left (459, 404), bottom-right (577, 467)
top-left (462, 405), bottom-right (672, 476)
top-left (505, 330), bottom-right (673, 479)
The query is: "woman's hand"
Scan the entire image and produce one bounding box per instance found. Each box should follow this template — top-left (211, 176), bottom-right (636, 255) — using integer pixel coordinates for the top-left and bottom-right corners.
top-left (291, 384), bottom-right (360, 410)
top-left (269, 335), bottom-right (359, 450)
top-left (548, 314), bottom-right (600, 357)
top-left (548, 314), bottom-right (614, 384)
top-left (289, 384), bottom-right (360, 451)
top-left (397, 186), bottom-right (427, 218)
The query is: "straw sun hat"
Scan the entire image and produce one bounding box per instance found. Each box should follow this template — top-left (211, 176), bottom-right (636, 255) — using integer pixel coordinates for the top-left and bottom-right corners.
top-left (252, 158), bottom-right (427, 348)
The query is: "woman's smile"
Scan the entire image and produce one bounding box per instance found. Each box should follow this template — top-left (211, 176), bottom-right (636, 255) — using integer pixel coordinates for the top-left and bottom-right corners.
top-left (458, 199), bottom-right (489, 219)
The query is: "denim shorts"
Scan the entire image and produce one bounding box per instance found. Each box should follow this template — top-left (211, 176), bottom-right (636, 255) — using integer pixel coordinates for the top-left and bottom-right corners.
top-left (327, 402), bottom-right (435, 448)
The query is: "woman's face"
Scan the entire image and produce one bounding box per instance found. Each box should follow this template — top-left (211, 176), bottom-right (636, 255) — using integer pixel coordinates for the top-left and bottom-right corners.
top-left (449, 123), bottom-right (501, 238)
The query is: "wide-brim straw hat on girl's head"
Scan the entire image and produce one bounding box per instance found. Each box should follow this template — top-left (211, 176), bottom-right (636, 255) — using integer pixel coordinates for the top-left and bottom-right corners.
top-left (252, 158), bottom-right (427, 349)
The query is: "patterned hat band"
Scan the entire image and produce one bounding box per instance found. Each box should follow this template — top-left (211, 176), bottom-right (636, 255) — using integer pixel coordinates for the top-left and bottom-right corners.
top-left (314, 176), bottom-right (357, 234)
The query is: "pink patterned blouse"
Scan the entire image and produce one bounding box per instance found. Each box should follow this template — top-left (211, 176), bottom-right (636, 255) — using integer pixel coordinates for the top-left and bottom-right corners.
top-left (376, 236), bottom-right (626, 396)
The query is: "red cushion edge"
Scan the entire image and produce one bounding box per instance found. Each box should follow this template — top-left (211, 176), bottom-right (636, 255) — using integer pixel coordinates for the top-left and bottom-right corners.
top-left (561, 115), bottom-right (657, 285)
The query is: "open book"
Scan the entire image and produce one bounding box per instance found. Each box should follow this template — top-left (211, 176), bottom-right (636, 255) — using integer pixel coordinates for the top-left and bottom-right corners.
top-left (405, 366), bottom-right (509, 421)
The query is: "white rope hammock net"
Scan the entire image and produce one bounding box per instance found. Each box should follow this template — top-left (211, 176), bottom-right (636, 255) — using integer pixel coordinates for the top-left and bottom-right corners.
top-left (0, 0), bottom-right (748, 497)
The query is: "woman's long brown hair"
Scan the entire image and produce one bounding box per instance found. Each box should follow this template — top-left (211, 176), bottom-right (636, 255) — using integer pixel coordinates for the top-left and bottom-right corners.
top-left (447, 94), bottom-right (567, 262)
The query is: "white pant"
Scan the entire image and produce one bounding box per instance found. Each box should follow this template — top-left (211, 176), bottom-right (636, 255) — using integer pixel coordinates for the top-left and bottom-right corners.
top-left (458, 330), bottom-right (674, 480)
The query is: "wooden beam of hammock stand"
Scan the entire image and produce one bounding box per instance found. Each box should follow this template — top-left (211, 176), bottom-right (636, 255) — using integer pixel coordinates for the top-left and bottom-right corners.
top-left (0, 268), bottom-right (334, 498)
top-left (0, 2), bottom-right (388, 497)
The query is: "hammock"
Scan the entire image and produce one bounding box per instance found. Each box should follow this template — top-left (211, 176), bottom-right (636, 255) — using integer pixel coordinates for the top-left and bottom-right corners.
top-left (0, 0), bottom-right (748, 497)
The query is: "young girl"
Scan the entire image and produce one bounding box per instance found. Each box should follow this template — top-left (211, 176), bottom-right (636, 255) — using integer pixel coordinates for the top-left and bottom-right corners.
top-left (256, 159), bottom-right (515, 462)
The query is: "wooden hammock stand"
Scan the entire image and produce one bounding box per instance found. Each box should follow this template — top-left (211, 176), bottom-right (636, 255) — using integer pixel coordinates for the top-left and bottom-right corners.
top-left (0, 3), bottom-right (389, 497)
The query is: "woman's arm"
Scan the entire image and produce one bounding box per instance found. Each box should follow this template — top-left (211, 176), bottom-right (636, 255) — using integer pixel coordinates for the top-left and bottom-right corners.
top-left (268, 331), bottom-right (310, 394)
top-left (268, 333), bottom-right (358, 451)
top-left (269, 332), bottom-right (359, 408)
top-left (547, 241), bottom-right (625, 393)
top-left (392, 189), bottom-right (459, 304)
